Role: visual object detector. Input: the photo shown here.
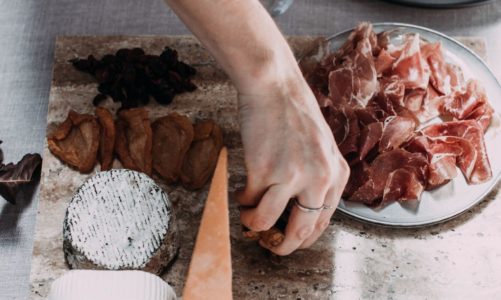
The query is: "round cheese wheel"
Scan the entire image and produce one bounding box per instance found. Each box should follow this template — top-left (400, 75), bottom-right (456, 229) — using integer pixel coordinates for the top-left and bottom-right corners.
top-left (63, 169), bottom-right (178, 275)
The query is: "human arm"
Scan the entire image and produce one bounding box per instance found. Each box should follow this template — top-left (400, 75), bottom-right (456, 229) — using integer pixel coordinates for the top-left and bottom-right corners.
top-left (164, 0), bottom-right (350, 255)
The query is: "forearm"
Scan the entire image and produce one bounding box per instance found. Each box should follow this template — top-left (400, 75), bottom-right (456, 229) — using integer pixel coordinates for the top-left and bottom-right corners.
top-left (164, 0), bottom-right (304, 96)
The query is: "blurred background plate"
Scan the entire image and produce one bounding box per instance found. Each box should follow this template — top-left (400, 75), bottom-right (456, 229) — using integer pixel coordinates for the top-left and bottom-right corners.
top-left (330, 23), bottom-right (501, 227)
top-left (382, 0), bottom-right (493, 8)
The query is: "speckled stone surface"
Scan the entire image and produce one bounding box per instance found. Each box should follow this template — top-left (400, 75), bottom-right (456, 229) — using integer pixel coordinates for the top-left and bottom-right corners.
top-left (30, 36), bottom-right (501, 300)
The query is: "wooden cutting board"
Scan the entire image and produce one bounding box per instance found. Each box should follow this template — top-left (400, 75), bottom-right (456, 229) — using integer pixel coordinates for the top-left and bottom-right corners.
top-left (29, 36), bottom-right (487, 299)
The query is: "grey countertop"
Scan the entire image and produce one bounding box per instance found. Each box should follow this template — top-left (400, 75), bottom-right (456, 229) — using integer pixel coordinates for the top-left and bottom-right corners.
top-left (1, 0), bottom-right (500, 299)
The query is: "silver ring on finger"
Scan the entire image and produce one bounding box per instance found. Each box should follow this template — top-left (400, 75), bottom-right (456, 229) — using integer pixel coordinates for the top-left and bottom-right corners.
top-left (294, 198), bottom-right (333, 213)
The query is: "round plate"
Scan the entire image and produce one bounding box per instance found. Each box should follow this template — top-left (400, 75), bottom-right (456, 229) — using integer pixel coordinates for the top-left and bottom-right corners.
top-left (382, 0), bottom-right (492, 8)
top-left (331, 23), bottom-right (501, 227)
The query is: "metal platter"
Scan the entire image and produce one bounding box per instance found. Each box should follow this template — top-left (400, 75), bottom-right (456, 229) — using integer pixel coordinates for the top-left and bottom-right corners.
top-left (382, 0), bottom-right (493, 8)
top-left (331, 23), bottom-right (501, 227)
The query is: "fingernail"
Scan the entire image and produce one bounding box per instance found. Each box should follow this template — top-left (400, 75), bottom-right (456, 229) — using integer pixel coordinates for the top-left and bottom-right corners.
top-left (298, 226), bottom-right (314, 239)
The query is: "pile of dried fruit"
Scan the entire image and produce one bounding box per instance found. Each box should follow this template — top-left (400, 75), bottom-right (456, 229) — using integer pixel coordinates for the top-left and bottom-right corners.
top-left (0, 141), bottom-right (42, 204)
top-left (70, 47), bottom-right (197, 108)
top-left (47, 108), bottom-right (223, 190)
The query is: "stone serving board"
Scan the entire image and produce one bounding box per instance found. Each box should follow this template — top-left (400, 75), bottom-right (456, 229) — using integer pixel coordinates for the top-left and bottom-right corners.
top-left (30, 36), bottom-right (501, 300)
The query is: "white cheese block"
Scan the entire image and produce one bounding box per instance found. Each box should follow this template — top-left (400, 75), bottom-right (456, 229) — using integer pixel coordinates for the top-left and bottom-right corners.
top-left (63, 169), bottom-right (178, 274)
top-left (48, 270), bottom-right (177, 300)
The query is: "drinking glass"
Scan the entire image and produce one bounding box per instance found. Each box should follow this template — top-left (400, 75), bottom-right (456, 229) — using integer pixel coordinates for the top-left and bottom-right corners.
top-left (260, 0), bottom-right (295, 17)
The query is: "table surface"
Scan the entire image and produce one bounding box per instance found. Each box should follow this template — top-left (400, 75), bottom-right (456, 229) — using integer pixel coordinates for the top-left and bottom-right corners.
top-left (1, 0), bottom-right (500, 299)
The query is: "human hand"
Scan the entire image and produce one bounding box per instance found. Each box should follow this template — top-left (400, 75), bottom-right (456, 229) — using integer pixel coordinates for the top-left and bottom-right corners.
top-left (237, 77), bottom-right (350, 256)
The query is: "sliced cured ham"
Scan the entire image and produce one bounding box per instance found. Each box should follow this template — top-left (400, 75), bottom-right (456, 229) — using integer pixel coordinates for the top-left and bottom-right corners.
top-left (383, 169), bottom-right (424, 203)
top-left (421, 42), bottom-right (451, 95)
top-left (415, 85), bottom-right (447, 123)
top-left (445, 63), bottom-right (465, 92)
top-left (422, 120), bottom-right (492, 184)
top-left (301, 22), bottom-right (495, 205)
top-left (375, 49), bottom-right (395, 77)
top-left (349, 38), bottom-right (378, 106)
top-left (349, 149), bottom-right (428, 204)
top-left (406, 135), bottom-right (462, 189)
top-left (379, 116), bottom-right (416, 152)
top-left (467, 102), bottom-right (494, 132)
top-left (403, 89), bottom-right (426, 112)
top-left (354, 107), bottom-right (379, 126)
top-left (328, 67), bottom-right (354, 104)
top-left (359, 122), bottom-right (383, 160)
top-left (391, 34), bottom-right (431, 90)
top-left (441, 79), bottom-right (487, 120)
top-left (337, 105), bottom-right (360, 158)
top-left (343, 161), bottom-right (369, 198)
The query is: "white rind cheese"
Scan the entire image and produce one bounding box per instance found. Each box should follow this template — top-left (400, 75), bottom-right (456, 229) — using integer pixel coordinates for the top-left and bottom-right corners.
top-left (48, 270), bottom-right (177, 300)
top-left (63, 169), bottom-right (178, 274)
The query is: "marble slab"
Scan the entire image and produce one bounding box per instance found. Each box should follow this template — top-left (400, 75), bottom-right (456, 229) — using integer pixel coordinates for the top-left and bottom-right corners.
top-left (30, 36), bottom-right (501, 300)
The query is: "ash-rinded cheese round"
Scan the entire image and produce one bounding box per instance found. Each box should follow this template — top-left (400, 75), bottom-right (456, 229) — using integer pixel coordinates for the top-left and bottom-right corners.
top-left (63, 169), bottom-right (178, 275)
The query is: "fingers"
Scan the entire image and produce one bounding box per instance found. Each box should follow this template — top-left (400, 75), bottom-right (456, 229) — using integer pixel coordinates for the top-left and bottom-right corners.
top-left (236, 186), bottom-right (264, 207)
top-left (299, 187), bottom-right (340, 249)
top-left (267, 191), bottom-right (324, 256)
top-left (240, 184), bottom-right (293, 232)
top-left (236, 174), bottom-right (268, 207)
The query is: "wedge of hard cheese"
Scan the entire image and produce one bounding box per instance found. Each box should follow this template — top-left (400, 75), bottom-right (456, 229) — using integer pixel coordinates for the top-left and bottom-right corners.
top-left (183, 147), bottom-right (232, 299)
top-left (48, 270), bottom-right (176, 300)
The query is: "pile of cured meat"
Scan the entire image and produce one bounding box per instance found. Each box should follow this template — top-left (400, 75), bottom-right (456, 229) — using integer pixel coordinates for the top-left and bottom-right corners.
top-left (301, 23), bottom-right (494, 206)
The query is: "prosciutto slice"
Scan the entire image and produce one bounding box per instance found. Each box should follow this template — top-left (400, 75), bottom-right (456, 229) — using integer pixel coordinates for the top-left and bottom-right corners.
top-left (421, 42), bottom-right (451, 95)
top-left (415, 84), bottom-right (446, 123)
top-left (379, 116), bottom-right (416, 152)
top-left (328, 67), bottom-right (354, 104)
top-left (441, 79), bottom-right (487, 120)
top-left (406, 135), bottom-right (465, 189)
top-left (322, 104), bottom-right (360, 159)
top-left (359, 122), bottom-right (383, 160)
top-left (383, 169), bottom-right (424, 203)
top-left (422, 120), bottom-right (492, 184)
top-left (349, 149), bottom-right (428, 204)
top-left (391, 34), bottom-right (431, 90)
top-left (467, 102), bottom-right (494, 132)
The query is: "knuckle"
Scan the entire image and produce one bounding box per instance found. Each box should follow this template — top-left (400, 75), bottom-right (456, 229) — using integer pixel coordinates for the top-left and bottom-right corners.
top-left (297, 225), bottom-right (315, 240)
top-left (337, 158), bottom-right (351, 182)
top-left (282, 168), bottom-right (300, 184)
top-left (316, 218), bottom-right (331, 232)
top-left (316, 168), bottom-right (333, 186)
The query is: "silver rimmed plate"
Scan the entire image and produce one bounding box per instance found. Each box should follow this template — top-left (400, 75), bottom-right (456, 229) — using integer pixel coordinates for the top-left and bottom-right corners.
top-left (330, 23), bottom-right (501, 227)
top-left (382, 0), bottom-right (493, 8)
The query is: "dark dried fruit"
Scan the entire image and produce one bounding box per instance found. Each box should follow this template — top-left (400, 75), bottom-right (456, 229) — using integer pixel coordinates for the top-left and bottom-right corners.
top-left (93, 93), bottom-right (108, 106)
top-left (70, 47), bottom-right (197, 108)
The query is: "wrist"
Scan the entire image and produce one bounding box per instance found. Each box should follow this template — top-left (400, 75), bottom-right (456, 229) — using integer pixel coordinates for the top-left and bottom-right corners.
top-left (236, 58), bottom-right (312, 100)
top-left (231, 42), bottom-right (305, 95)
